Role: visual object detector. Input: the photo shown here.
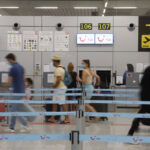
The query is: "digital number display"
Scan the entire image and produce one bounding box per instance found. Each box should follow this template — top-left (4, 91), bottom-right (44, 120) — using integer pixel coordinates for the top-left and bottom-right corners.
top-left (80, 23), bottom-right (92, 30)
top-left (98, 23), bottom-right (111, 30)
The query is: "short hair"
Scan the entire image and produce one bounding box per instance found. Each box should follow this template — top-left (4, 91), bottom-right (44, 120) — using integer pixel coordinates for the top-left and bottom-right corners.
top-left (26, 78), bottom-right (33, 85)
top-left (5, 53), bottom-right (16, 61)
top-left (68, 62), bottom-right (74, 73)
top-left (83, 59), bottom-right (90, 68)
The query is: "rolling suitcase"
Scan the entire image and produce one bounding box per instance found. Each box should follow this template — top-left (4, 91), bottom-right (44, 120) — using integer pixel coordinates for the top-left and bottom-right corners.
top-left (0, 97), bottom-right (5, 121)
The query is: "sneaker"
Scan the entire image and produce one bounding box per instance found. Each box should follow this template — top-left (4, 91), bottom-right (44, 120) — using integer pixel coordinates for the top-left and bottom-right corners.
top-left (5, 128), bottom-right (15, 133)
top-left (19, 126), bottom-right (31, 133)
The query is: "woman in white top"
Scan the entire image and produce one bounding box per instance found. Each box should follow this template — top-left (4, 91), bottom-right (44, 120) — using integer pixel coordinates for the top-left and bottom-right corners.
top-left (81, 60), bottom-right (100, 122)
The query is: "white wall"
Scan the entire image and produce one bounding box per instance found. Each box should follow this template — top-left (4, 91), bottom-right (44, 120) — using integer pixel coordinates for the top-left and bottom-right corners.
top-left (0, 16), bottom-right (149, 88)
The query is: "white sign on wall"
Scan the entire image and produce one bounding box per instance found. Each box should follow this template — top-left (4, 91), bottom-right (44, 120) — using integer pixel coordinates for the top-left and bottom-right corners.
top-left (77, 34), bottom-right (95, 44)
top-left (54, 31), bottom-right (69, 51)
top-left (8, 31), bottom-right (22, 51)
top-left (95, 34), bottom-right (113, 45)
top-left (39, 31), bottom-right (53, 51)
top-left (23, 31), bottom-right (38, 51)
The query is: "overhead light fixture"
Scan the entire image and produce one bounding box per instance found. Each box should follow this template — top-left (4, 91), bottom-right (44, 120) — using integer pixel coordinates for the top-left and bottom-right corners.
top-left (74, 7), bottom-right (98, 9)
top-left (102, 14), bottom-right (105, 17)
top-left (103, 8), bottom-right (106, 14)
top-left (113, 7), bottom-right (137, 9)
top-left (35, 7), bottom-right (58, 9)
top-left (105, 1), bottom-right (108, 8)
top-left (0, 14), bottom-right (2, 16)
top-left (0, 7), bottom-right (19, 9)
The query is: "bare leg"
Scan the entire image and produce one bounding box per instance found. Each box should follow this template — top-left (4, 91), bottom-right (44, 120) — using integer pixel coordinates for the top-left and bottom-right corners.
top-left (62, 104), bottom-right (70, 122)
top-left (48, 104), bottom-right (57, 123)
top-left (85, 104), bottom-right (99, 122)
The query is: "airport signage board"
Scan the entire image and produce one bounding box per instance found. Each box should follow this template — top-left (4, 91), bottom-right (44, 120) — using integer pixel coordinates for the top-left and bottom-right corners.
top-left (95, 34), bottom-right (113, 44)
top-left (77, 34), bottom-right (95, 44)
top-left (98, 23), bottom-right (111, 30)
top-left (80, 23), bottom-right (92, 30)
top-left (139, 16), bottom-right (150, 52)
top-left (77, 34), bottom-right (113, 45)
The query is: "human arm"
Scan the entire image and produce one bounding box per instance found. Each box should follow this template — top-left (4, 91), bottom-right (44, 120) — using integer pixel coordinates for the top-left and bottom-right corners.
top-left (76, 76), bottom-right (82, 83)
top-left (91, 71), bottom-right (100, 86)
top-left (3, 76), bottom-right (12, 88)
top-left (53, 76), bottom-right (62, 88)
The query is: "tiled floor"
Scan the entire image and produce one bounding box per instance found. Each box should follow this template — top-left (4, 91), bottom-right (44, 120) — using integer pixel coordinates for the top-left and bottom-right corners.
top-left (0, 108), bottom-right (150, 150)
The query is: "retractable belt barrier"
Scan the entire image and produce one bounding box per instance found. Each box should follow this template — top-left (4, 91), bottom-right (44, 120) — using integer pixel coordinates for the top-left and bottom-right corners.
top-left (0, 88), bottom-right (150, 148)
top-left (9, 88), bottom-right (140, 92)
top-left (80, 135), bottom-right (150, 143)
top-left (0, 134), bottom-right (70, 141)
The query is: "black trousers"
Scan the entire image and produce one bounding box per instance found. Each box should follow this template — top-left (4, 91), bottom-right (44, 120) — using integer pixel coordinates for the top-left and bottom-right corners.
top-left (128, 107), bottom-right (150, 135)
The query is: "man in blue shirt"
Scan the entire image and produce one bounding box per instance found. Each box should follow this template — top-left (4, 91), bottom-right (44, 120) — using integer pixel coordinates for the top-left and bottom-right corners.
top-left (4, 53), bottom-right (30, 133)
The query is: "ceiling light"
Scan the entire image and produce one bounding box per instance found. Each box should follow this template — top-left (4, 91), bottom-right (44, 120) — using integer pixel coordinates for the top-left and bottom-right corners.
top-left (0, 14), bottom-right (2, 16)
top-left (102, 14), bottom-right (105, 17)
top-left (113, 7), bottom-right (137, 9)
top-left (74, 7), bottom-right (98, 9)
top-left (0, 7), bottom-right (19, 9)
top-left (105, 1), bottom-right (108, 8)
top-left (103, 9), bottom-right (106, 14)
top-left (35, 7), bottom-right (58, 9)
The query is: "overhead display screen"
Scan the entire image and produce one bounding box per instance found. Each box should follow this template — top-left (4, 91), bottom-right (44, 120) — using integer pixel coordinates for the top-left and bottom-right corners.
top-left (80, 23), bottom-right (92, 30)
top-left (98, 23), bottom-right (111, 30)
top-left (77, 34), bottom-right (95, 44)
top-left (95, 34), bottom-right (113, 44)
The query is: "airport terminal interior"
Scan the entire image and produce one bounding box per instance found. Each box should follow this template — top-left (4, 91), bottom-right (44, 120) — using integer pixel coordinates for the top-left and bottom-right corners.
top-left (0, 0), bottom-right (150, 150)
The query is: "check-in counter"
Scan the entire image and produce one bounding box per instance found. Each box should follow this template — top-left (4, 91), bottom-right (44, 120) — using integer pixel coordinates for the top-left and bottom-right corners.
top-left (112, 85), bottom-right (140, 110)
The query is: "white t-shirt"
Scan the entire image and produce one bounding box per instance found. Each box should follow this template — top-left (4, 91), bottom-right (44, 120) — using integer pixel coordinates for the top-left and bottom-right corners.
top-left (54, 66), bottom-right (66, 89)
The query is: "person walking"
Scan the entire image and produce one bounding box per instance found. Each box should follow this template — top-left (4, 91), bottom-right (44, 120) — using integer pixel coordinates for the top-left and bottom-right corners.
top-left (81, 59), bottom-right (100, 122)
top-left (4, 53), bottom-right (30, 133)
top-left (127, 66), bottom-right (150, 136)
top-left (49, 56), bottom-right (70, 124)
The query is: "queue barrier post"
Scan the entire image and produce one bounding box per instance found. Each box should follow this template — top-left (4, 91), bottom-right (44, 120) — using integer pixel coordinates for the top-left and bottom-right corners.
top-left (74, 87), bottom-right (86, 150)
top-left (70, 131), bottom-right (81, 150)
top-left (76, 87), bottom-right (85, 134)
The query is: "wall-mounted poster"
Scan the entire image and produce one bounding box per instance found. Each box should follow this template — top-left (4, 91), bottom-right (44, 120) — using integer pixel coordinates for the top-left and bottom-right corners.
top-left (54, 31), bottom-right (69, 51)
top-left (23, 31), bottom-right (38, 51)
top-left (95, 34), bottom-right (113, 45)
top-left (77, 34), bottom-right (95, 44)
top-left (139, 16), bottom-right (150, 52)
top-left (39, 31), bottom-right (53, 51)
top-left (8, 31), bottom-right (22, 51)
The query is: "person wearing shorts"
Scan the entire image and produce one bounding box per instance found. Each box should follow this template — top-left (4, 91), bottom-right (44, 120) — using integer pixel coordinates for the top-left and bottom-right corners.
top-left (49, 56), bottom-right (70, 124)
top-left (81, 59), bottom-right (100, 122)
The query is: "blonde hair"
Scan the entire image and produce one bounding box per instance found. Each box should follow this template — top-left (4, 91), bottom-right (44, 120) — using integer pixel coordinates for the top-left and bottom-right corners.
top-left (68, 62), bottom-right (74, 73)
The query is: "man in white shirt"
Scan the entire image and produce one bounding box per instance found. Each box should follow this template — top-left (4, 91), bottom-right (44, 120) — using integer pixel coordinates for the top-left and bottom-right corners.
top-left (49, 56), bottom-right (70, 123)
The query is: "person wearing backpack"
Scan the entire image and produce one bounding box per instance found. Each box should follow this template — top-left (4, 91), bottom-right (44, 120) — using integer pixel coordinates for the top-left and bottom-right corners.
top-left (48, 56), bottom-right (70, 124)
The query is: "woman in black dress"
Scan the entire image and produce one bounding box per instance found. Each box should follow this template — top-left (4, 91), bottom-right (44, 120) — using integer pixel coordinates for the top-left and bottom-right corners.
top-left (67, 63), bottom-right (82, 111)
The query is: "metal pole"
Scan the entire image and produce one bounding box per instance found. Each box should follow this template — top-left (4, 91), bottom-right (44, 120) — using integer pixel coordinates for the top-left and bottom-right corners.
top-left (76, 86), bottom-right (85, 133)
top-left (71, 87), bottom-right (86, 150)
top-left (70, 131), bottom-right (80, 150)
